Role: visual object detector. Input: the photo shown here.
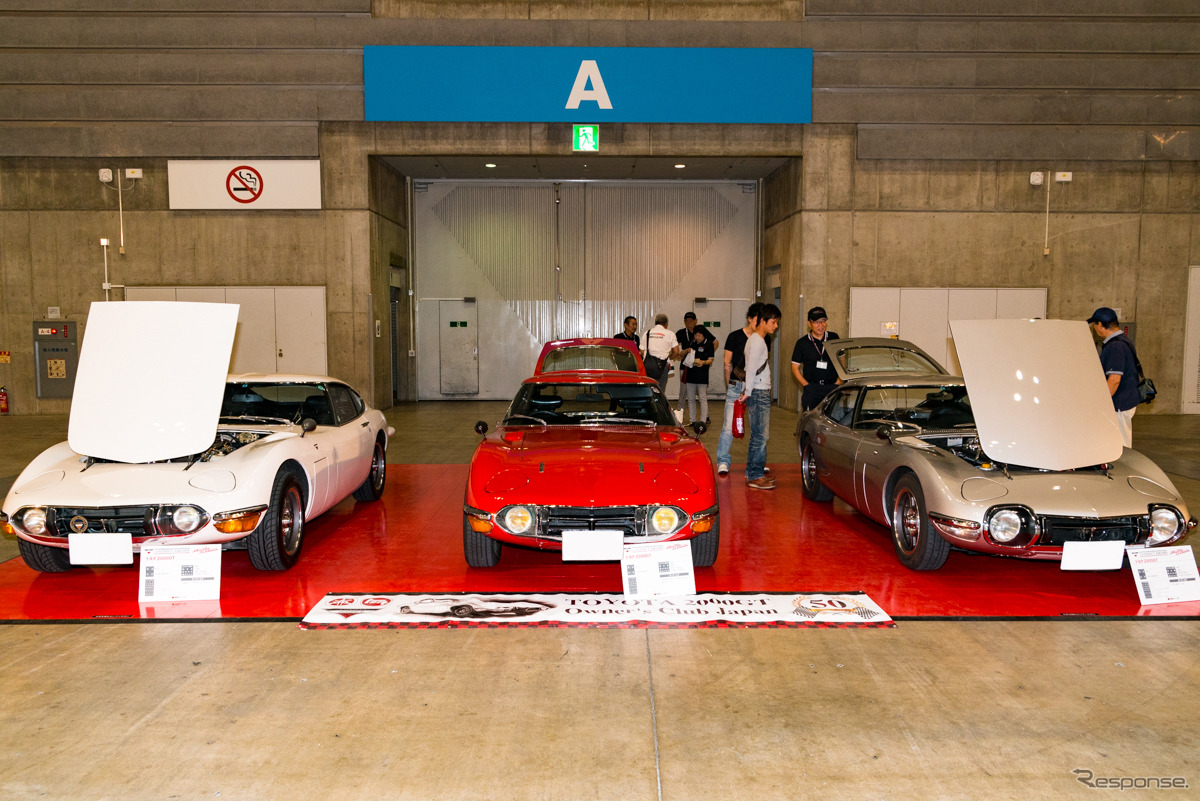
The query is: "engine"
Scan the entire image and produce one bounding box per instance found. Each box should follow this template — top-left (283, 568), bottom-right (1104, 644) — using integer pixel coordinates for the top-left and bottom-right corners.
top-left (197, 430), bottom-right (268, 461)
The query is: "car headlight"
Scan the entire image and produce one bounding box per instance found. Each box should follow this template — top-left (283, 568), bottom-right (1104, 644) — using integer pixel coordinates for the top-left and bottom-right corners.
top-left (1148, 506), bottom-right (1185, 545)
top-left (985, 506), bottom-right (1037, 547)
top-left (19, 507), bottom-right (47, 536)
top-left (648, 506), bottom-right (688, 535)
top-left (988, 509), bottom-right (1023, 543)
top-left (155, 505), bottom-right (210, 535)
top-left (503, 506), bottom-right (534, 534)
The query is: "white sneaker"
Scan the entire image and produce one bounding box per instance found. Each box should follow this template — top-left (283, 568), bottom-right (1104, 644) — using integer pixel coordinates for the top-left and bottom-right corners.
top-left (717, 463), bottom-right (729, 476)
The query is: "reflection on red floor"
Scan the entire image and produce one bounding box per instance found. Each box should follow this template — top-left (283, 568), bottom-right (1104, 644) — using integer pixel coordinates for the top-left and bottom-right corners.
top-left (1, 465), bottom-right (1196, 621)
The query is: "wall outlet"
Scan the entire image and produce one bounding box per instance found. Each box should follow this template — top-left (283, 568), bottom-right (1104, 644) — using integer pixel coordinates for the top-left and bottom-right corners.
top-left (1055, 171), bottom-right (1073, 182)
top-left (1029, 171), bottom-right (1044, 186)
top-left (98, 168), bottom-right (112, 183)
top-left (125, 168), bottom-right (143, 179)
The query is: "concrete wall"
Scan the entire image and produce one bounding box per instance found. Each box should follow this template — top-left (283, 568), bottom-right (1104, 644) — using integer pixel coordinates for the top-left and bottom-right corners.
top-left (0, 1), bottom-right (1196, 414)
top-left (765, 126), bottom-right (1199, 413)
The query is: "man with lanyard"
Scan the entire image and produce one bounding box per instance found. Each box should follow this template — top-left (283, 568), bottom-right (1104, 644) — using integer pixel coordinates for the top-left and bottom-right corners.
top-left (740, 304), bottom-right (781, 490)
top-left (1088, 306), bottom-right (1140, 448)
top-left (715, 303), bottom-right (762, 477)
top-left (791, 306), bottom-right (842, 411)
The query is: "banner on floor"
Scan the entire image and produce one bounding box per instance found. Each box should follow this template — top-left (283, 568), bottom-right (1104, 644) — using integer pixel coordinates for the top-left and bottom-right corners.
top-left (300, 592), bottom-right (894, 629)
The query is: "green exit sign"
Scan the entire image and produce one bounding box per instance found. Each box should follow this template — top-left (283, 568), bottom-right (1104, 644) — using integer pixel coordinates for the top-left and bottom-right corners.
top-left (573, 124), bottom-right (599, 152)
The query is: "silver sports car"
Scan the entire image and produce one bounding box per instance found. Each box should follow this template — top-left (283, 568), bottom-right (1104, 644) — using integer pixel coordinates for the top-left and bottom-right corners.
top-left (796, 320), bottom-right (1194, 570)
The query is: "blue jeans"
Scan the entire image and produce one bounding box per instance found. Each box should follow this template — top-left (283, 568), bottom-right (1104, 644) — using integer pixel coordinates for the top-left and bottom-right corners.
top-left (716, 380), bottom-right (744, 466)
top-left (745, 388), bottom-right (771, 480)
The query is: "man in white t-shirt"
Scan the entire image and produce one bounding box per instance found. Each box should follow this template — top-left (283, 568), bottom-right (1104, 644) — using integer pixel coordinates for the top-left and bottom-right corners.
top-left (739, 303), bottom-right (781, 489)
top-left (644, 313), bottom-right (680, 393)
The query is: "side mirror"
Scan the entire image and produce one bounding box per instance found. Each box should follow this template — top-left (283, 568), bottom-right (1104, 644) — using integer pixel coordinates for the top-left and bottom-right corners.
top-left (691, 421), bottom-right (708, 437)
top-left (474, 420), bottom-right (489, 436)
top-left (300, 418), bottom-right (317, 437)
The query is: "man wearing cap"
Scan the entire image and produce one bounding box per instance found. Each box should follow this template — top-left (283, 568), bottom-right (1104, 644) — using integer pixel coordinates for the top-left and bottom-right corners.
top-left (1088, 306), bottom-right (1140, 448)
top-left (791, 306), bottom-right (842, 411)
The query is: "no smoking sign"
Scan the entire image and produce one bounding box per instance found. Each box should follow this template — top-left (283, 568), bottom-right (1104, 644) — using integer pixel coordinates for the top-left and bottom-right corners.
top-left (226, 166), bottom-right (264, 204)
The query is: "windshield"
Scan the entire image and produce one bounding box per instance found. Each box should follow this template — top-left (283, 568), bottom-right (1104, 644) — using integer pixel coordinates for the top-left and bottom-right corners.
top-left (853, 385), bottom-right (974, 430)
top-left (507, 382), bottom-right (674, 426)
top-left (838, 346), bottom-right (944, 375)
top-left (540, 345), bottom-right (640, 374)
top-left (220, 382), bottom-right (334, 426)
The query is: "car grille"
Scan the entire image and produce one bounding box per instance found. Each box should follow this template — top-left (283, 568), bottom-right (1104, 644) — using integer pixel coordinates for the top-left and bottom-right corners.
top-left (538, 506), bottom-right (644, 540)
top-left (1037, 515), bottom-right (1148, 547)
top-left (44, 506), bottom-right (158, 537)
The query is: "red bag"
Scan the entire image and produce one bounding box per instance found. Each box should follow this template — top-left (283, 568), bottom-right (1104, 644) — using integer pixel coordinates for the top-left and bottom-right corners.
top-left (732, 399), bottom-right (746, 439)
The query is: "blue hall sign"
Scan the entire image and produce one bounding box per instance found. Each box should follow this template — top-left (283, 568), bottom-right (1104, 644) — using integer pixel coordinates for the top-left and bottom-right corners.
top-left (364, 46), bottom-right (812, 124)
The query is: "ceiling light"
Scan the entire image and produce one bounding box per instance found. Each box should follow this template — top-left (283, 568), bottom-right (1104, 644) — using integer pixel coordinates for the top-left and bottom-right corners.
top-left (675, 164), bottom-right (686, 169)
top-left (485, 163), bottom-right (496, 168)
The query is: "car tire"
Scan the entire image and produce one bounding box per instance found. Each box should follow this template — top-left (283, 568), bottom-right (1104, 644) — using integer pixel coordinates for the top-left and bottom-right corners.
top-left (463, 514), bottom-right (501, 568)
top-left (801, 438), bottom-right (835, 502)
top-left (690, 514), bottom-right (720, 568)
top-left (352, 436), bottom-right (387, 502)
top-left (889, 474), bottom-right (949, 571)
top-left (249, 469), bottom-right (306, 571)
top-left (18, 538), bottom-right (73, 573)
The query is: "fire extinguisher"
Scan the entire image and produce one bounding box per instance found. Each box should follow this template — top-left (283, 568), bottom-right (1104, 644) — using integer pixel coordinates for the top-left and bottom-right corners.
top-left (0, 386), bottom-right (8, 415)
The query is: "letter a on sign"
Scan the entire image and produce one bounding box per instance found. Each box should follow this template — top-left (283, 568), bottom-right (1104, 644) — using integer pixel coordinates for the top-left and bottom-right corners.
top-left (565, 60), bottom-right (613, 110)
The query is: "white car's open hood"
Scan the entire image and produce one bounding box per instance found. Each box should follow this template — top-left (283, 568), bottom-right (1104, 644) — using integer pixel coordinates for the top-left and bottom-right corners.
top-left (949, 318), bottom-right (1124, 471)
top-left (68, 301), bottom-right (240, 463)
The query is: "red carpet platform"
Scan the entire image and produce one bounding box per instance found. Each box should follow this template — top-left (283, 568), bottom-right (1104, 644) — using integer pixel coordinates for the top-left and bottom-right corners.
top-left (0, 465), bottom-right (1195, 621)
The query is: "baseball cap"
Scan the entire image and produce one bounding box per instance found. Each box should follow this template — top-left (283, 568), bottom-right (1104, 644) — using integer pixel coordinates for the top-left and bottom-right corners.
top-left (1086, 307), bottom-right (1118, 325)
top-left (807, 306), bottom-right (828, 322)
top-left (684, 311), bottom-right (697, 321)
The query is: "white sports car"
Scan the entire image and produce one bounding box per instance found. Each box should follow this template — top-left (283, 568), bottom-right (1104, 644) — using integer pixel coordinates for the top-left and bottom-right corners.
top-left (1, 301), bottom-right (393, 572)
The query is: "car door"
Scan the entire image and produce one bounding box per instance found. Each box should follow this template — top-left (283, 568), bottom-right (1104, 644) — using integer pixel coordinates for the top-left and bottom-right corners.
top-left (812, 387), bottom-right (862, 504)
top-left (327, 384), bottom-right (373, 500)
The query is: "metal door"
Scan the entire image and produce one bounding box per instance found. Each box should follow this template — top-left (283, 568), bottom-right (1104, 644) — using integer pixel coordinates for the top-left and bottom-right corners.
top-left (695, 300), bottom-right (732, 398)
top-left (439, 300), bottom-right (479, 394)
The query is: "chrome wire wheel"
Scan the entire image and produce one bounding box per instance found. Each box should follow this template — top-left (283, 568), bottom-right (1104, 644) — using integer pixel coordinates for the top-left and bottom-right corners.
top-left (892, 488), bottom-right (920, 556)
top-left (279, 484), bottom-right (304, 557)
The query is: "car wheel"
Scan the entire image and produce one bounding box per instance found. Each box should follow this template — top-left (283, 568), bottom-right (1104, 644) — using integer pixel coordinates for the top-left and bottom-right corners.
top-left (690, 514), bottom-right (720, 568)
top-left (889, 474), bottom-right (949, 571)
top-left (352, 436), bottom-right (387, 502)
top-left (463, 514), bottom-right (501, 568)
top-left (801, 438), bottom-right (834, 502)
top-left (249, 469), bottom-right (306, 571)
top-left (17, 538), bottom-right (73, 573)
top-left (450, 605), bottom-right (474, 617)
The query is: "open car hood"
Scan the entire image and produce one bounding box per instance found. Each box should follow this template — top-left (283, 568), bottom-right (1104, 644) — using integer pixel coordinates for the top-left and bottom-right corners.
top-left (68, 301), bottom-right (240, 463)
top-left (949, 318), bottom-right (1124, 471)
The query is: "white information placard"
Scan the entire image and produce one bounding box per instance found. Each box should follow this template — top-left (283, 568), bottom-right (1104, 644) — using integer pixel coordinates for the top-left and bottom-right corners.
top-left (138, 545), bottom-right (222, 602)
top-left (621, 540), bottom-right (695, 598)
top-left (167, 160), bottom-right (322, 209)
top-left (1127, 546), bottom-right (1200, 605)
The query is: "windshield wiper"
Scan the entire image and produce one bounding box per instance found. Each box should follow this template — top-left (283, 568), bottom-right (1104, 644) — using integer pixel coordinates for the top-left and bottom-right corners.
top-left (502, 414), bottom-right (549, 429)
top-left (219, 414), bottom-right (292, 426)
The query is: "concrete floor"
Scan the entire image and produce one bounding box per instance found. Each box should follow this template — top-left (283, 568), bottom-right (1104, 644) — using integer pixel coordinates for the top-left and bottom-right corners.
top-left (2, 405), bottom-right (1199, 800)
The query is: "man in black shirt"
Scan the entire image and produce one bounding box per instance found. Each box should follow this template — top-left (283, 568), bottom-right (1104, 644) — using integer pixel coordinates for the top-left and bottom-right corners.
top-left (791, 306), bottom-right (841, 411)
top-left (716, 302), bottom-right (763, 476)
top-left (613, 316), bottom-right (639, 346)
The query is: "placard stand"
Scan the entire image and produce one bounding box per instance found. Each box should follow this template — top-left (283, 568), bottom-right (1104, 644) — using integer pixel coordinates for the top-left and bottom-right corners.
top-left (621, 541), bottom-right (696, 598)
top-left (138, 545), bottom-right (222, 603)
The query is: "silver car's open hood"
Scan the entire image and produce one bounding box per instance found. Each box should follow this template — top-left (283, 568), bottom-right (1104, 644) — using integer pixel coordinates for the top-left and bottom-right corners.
top-left (949, 318), bottom-right (1124, 471)
top-left (68, 301), bottom-right (240, 463)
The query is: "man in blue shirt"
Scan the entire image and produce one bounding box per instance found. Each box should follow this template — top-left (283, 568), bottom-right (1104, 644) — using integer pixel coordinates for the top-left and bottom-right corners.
top-left (1088, 306), bottom-right (1139, 448)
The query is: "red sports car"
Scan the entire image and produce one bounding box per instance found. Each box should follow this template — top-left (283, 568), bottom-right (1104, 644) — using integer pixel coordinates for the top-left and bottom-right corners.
top-left (463, 341), bottom-right (719, 568)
